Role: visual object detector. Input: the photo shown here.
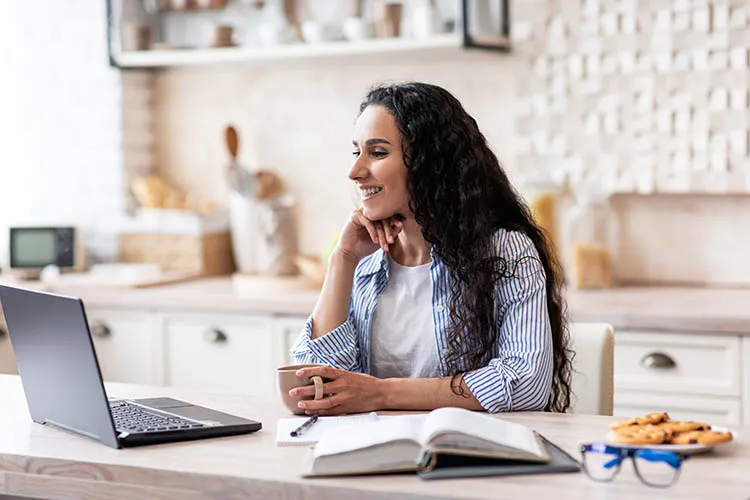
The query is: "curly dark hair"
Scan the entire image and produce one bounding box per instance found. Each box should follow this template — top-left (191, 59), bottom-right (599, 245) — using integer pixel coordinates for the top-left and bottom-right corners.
top-left (360, 82), bottom-right (573, 412)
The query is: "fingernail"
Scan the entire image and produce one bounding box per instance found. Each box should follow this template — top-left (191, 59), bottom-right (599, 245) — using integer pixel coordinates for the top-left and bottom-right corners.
top-left (295, 370), bottom-right (303, 376)
top-left (298, 401), bottom-right (306, 408)
top-left (289, 389), bottom-right (296, 397)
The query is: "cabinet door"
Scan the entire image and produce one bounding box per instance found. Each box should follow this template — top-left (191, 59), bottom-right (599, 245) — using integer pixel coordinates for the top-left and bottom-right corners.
top-left (0, 318), bottom-right (18, 375)
top-left (164, 312), bottom-right (274, 396)
top-left (272, 315), bottom-right (309, 366)
top-left (86, 308), bottom-right (162, 385)
top-left (614, 390), bottom-right (742, 426)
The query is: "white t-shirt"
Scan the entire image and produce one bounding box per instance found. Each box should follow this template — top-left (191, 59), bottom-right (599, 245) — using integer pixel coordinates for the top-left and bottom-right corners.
top-left (369, 258), bottom-right (440, 379)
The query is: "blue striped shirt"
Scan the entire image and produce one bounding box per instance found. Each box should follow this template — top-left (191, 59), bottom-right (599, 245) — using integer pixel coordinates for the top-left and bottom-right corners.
top-left (290, 229), bottom-right (554, 413)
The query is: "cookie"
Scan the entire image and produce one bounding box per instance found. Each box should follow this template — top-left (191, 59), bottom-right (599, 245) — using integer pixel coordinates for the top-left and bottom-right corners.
top-left (656, 421), bottom-right (711, 434)
top-left (611, 425), bottom-right (671, 445)
top-left (670, 430), bottom-right (733, 445)
top-left (610, 412), bottom-right (670, 430)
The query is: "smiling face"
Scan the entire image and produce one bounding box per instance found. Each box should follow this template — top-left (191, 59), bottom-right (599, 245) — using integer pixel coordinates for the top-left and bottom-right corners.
top-left (349, 105), bottom-right (410, 221)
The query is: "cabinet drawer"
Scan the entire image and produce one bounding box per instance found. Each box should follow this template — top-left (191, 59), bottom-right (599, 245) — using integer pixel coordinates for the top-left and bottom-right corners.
top-left (0, 318), bottom-right (18, 375)
top-left (164, 313), bottom-right (273, 396)
top-left (614, 391), bottom-right (742, 426)
top-left (614, 331), bottom-right (741, 397)
top-left (87, 308), bottom-right (161, 385)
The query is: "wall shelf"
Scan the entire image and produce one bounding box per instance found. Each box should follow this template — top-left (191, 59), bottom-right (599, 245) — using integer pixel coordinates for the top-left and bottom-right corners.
top-left (107, 0), bottom-right (511, 70)
top-left (113, 33), bottom-right (508, 69)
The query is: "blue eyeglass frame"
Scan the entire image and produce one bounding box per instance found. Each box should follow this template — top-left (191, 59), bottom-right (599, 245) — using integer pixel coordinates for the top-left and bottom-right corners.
top-left (580, 442), bottom-right (689, 488)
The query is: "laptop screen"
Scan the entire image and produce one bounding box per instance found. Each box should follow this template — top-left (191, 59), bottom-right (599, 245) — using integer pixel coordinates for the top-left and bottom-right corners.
top-left (0, 285), bottom-right (119, 448)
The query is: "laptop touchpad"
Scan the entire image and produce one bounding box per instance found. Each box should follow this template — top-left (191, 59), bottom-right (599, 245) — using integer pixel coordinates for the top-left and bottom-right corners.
top-left (132, 397), bottom-right (194, 409)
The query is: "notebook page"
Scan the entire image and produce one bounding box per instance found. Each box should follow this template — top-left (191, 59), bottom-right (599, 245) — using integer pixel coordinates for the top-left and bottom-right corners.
top-left (420, 408), bottom-right (545, 458)
top-left (313, 414), bottom-right (427, 458)
top-left (276, 413), bottom-right (380, 446)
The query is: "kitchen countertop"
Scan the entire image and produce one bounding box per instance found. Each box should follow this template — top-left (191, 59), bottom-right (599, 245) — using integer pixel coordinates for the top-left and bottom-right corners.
top-left (2, 276), bottom-right (750, 334)
top-left (567, 286), bottom-right (750, 334)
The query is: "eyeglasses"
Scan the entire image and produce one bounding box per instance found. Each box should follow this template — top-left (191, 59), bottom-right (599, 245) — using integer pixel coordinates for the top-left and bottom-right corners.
top-left (580, 442), bottom-right (689, 488)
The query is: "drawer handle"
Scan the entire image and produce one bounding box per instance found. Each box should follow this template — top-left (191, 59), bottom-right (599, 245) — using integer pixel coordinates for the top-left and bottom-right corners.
top-left (640, 352), bottom-right (676, 370)
top-left (204, 328), bottom-right (228, 344)
top-left (90, 321), bottom-right (112, 338)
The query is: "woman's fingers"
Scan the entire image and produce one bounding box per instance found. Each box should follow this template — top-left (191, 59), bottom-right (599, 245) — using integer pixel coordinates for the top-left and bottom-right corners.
top-left (382, 219), bottom-right (394, 245)
top-left (299, 394), bottom-right (341, 411)
top-left (352, 209), bottom-right (379, 245)
top-left (350, 209), bottom-right (406, 253)
top-left (374, 222), bottom-right (388, 252)
top-left (295, 365), bottom-right (343, 380)
top-left (382, 217), bottom-right (403, 248)
top-left (389, 217), bottom-right (403, 239)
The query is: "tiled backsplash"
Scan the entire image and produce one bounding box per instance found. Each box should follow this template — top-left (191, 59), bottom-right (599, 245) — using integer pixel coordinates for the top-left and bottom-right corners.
top-left (513, 0), bottom-right (750, 194)
top-left (613, 194), bottom-right (750, 286)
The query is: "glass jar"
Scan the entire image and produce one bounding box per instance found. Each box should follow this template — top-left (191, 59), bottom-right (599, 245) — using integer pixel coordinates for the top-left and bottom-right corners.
top-left (566, 191), bottom-right (617, 289)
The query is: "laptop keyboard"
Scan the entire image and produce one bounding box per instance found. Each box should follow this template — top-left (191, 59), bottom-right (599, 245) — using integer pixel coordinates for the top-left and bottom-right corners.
top-left (110, 401), bottom-right (206, 433)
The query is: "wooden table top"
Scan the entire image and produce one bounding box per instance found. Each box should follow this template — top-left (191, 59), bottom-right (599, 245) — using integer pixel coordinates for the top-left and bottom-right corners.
top-left (0, 375), bottom-right (747, 500)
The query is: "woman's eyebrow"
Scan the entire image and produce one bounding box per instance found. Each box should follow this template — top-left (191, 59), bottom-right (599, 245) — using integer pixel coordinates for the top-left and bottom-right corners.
top-left (365, 138), bottom-right (391, 146)
top-left (352, 138), bottom-right (392, 147)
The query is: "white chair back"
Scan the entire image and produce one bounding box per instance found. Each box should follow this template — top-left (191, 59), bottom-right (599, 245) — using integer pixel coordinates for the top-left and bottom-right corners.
top-left (568, 322), bottom-right (614, 415)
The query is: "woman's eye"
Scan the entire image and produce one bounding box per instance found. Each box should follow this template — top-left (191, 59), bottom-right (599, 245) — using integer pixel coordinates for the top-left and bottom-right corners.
top-left (351, 151), bottom-right (360, 157)
top-left (371, 151), bottom-right (387, 158)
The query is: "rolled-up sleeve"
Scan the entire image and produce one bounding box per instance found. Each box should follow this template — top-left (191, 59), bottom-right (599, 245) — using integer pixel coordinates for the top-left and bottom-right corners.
top-left (462, 231), bottom-right (554, 413)
top-left (289, 312), bottom-right (363, 372)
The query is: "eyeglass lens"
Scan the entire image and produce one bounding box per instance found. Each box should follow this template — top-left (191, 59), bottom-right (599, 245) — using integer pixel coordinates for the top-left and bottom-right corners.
top-left (632, 450), bottom-right (682, 488)
top-left (583, 447), bottom-right (622, 482)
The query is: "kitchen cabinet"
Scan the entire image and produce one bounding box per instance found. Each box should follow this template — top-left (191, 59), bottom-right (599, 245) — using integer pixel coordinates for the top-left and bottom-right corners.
top-left (0, 317), bottom-right (18, 375)
top-left (0, 301), bottom-right (308, 394)
top-left (87, 308), bottom-right (163, 386)
top-left (163, 311), bottom-right (276, 395)
top-left (613, 330), bottom-right (745, 425)
top-left (272, 314), bottom-right (308, 366)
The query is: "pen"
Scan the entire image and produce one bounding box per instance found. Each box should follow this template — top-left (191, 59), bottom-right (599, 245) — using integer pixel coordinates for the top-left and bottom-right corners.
top-left (290, 415), bottom-right (318, 437)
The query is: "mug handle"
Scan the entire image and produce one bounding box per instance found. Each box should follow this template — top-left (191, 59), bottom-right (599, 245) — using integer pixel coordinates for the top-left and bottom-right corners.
top-left (312, 375), bottom-right (324, 400)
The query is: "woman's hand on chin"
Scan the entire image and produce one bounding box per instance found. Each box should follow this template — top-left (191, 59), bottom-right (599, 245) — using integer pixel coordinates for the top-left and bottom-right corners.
top-left (338, 209), bottom-right (403, 259)
top-left (290, 366), bottom-right (387, 416)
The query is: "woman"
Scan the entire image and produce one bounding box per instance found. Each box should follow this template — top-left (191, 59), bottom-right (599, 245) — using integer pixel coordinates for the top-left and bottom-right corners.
top-left (290, 82), bottom-right (572, 415)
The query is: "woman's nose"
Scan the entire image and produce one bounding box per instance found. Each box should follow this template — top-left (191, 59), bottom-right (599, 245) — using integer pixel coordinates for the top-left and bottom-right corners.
top-left (348, 156), bottom-right (368, 181)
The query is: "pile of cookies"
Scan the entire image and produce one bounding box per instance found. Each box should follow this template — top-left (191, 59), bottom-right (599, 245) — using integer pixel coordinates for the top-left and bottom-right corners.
top-left (610, 412), bottom-right (733, 445)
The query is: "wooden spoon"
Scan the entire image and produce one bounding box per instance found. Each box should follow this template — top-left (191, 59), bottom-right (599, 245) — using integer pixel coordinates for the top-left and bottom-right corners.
top-left (225, 125), bottom-right (239, 159)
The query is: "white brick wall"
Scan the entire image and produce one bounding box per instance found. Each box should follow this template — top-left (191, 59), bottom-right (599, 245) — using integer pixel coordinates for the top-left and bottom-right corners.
top-left (514, 0), bottom-right (750, 195)
top-left (0, 0), bottom-right (125, 265)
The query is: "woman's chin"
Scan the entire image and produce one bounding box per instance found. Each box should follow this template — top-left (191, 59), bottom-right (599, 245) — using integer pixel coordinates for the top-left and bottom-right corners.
top-left (362, 206), bottom-right (393, 221)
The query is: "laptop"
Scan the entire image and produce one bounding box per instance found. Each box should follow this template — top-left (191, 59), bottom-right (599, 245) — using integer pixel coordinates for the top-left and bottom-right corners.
top-left (0, 284), bottom-right (262, 448)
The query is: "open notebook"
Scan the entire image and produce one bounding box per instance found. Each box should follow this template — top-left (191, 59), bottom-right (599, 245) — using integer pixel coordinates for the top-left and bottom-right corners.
top-left (303, 407), bottom-right (570, 478)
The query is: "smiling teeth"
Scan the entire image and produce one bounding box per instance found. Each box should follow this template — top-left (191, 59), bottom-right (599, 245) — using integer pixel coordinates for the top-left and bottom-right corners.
top-left (362, 187), bottom-right (383, 196)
